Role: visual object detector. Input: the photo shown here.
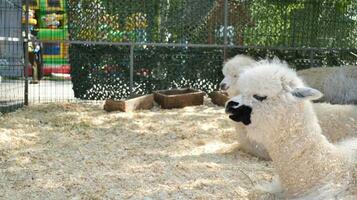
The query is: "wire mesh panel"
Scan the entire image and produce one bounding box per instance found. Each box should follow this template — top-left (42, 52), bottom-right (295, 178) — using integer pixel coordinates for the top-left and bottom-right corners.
top-left (0, 0), bottom-right (24, 113)
top-left (22, 0), bottom-right (74, 104)
top-left (227, 0), bottom-right (357, 48)
top-left (227, 48), bottom-right (357, 70)
top-left (67, 0), bottom-right (357, 48)
top-left (156, 0), bottom-right (225, 44)
top-left (68, 0), bottom-right (225, 44)
top-left (27, 41), bottom-right (74, 103)
top-left (70, 44), bottom-right (131, 100)
top-left (70, 44), bottom-right (224, 100)
top-left (132, 46), bottom-right (224, 96)
top-left (66, 0), bottom-right (357, 100)
top-left (1, 0), bottom-right (356, 106)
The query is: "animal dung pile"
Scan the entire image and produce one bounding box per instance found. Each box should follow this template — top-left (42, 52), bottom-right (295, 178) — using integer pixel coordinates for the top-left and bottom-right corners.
top-left (0, 99), bottom-right (356, 199)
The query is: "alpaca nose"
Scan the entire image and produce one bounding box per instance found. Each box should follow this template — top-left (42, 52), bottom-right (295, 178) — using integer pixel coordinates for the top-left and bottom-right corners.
top-left (225, 101), bottom-right (239, 114)
top-left (220, 82), bottom-right (229, 90)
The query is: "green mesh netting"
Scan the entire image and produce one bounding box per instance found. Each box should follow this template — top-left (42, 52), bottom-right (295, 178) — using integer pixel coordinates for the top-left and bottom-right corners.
top-left (70, 45), bottom-right (224, 100)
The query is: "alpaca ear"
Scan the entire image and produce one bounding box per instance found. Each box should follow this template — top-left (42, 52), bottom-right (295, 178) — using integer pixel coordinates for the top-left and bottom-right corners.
top-left (291, 87), bottom-right (323, 100)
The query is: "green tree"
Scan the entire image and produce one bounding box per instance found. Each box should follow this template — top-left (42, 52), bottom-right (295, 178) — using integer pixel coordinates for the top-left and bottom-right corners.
top-left (243, 0), bottom-right (357, 48)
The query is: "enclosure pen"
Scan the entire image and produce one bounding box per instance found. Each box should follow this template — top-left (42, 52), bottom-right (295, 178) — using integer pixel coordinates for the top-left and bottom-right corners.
top-left (0, 0), bottom-right (356, 110)
top-left (0, 0), bottom-right (356, 199)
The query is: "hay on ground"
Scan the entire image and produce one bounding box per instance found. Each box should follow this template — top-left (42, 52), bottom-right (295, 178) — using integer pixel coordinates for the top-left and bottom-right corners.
top-left (1, 98), bottom-right (356, 199)
top-left (0, 99), bottom-right (274, 199)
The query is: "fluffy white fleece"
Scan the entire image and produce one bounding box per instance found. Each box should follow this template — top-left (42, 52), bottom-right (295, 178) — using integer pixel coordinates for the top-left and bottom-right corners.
top-left (226, 60), bottom-right (357, 199)
top-left (220, 56), bottom-right (305, 160)
top-left (220, 54), bottom-right (256, 97)
top-left (323, 67), bottom-right (357, 104)
top-left (220, 55), bottom-right (357, 161)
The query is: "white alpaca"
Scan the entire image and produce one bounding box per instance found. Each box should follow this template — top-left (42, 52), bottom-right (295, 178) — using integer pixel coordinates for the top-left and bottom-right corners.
top-left (220, 56), bottom-right (304, 160)
top-left (220, 55), bottom-right (357, 160)
top-left (323, 67), bottom-right (357, 104)
top-left (220, 55), bottom-right (270, 159)
top-left (225, 60), bottom-right (357, 199)
top-left (220, 54), bottom-right (256, 96)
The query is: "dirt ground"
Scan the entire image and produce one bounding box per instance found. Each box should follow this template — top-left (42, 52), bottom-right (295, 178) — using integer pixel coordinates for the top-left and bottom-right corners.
top-left (0, 99), bottom-right (276, 200)
top-left (0, 98), bottom-right (356, 199)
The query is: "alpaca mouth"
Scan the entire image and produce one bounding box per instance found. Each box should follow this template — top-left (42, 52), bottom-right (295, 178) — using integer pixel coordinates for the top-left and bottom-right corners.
top-left (229, 114), bottom-right (251, 125)
top-left (225, 102), bottom-right (252, 125)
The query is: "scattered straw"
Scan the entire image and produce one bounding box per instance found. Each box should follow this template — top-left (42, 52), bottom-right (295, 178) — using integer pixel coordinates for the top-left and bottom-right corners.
top-left (0, 99), bottom-right (274, 199)
top-left (0, 98), bottom-right (356, 199)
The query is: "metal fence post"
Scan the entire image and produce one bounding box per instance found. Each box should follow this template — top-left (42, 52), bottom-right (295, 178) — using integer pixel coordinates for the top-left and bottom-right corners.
top-left (129, 43), bottom-right (134, 96)
top-left (24, 0), bottom-right (29, 105)
top-left (223, 0), bottom-right (228, 61)
top-left (310, 49), bottom-right (314, 68)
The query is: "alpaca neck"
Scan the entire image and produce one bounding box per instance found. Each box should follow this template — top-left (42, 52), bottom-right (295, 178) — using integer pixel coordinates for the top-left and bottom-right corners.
top-left (265, 102), bottom-right (349, 197)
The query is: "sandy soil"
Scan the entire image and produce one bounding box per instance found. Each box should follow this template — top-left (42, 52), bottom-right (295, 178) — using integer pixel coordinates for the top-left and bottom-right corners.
top-left (0, 98), bottom-right (356, 199)
top-left (0, 100), bottom-right (275, 200)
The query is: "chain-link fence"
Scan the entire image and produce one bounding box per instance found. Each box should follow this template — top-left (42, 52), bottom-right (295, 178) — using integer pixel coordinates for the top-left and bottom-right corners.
top-left (1, 0), bottom-right (357, 112)
top-left (68, 0), bottom-right (357, 100)
top-left (0, 0), bottom-right (24, 113)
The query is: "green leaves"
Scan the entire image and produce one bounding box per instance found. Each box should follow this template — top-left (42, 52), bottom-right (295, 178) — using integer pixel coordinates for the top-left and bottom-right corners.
top-left (244, 0), bottom-right (357, 48)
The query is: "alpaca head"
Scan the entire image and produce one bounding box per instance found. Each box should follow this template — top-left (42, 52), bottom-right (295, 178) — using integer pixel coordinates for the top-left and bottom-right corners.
top-left (225, 60), bottom-right (322, 141)
top-left (220, 55), bottom-right (256, 97)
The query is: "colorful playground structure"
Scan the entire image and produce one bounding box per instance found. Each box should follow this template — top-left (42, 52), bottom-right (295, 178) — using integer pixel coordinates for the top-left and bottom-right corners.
top-left (23, 0), bottom-right (70, 79)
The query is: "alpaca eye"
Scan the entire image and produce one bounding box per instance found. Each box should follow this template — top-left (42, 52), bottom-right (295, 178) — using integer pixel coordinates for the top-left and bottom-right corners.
top-left (253, 94), bottom-right (267, 102)
top-left (233, 75), bottom-right (237, 78)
